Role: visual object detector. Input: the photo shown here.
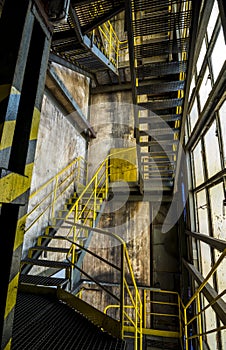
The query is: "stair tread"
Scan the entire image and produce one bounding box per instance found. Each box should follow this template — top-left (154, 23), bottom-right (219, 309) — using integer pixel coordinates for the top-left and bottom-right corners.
top-left (21, 258), bottom-right (71, 268)
top-left (31, 246), bottom-right (70, 253)
top-left (19, 274), bottom-right (69, 287)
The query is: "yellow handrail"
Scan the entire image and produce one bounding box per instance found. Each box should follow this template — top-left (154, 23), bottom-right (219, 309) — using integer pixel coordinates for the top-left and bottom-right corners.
top-left (183, 249), bottom-right (226, 350)
top-left (66, 222), bottom-right (143, 350)
top-left (93, 20), bottom-right (128, 69)
top-left (25, 156), bottom-right (87, 233)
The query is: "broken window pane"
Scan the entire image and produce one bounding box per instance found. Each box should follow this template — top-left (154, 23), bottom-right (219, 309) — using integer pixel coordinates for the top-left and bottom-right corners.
top-left (199, 67), bottom-right (212, 111)
top-left (204, 120), bottom-right (221, 178)
top-left (193, 140), bottom-right (204, 187)
top-left (196, 190), bottom-right (209, 233)
top-left (209, 183), bottom-right (226, 241)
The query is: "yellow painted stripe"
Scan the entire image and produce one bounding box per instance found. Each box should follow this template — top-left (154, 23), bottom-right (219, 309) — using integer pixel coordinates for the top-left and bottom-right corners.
top-left (4, 338), bottom-right (12, 350)
top-left (0, 163), bottom-right (33, 202)
top-left (0, 162), bottom-right (33, 203)
top-left (4, 272), bottom-right (20, 319)
top-left (0, 84), bottom-right (20, 103)
top-left (30, 107), bottom-right (41, 141)
top-left (13, 214), bottom-right (27, 251)
top-left (0, 120), bottom-right (16, 151)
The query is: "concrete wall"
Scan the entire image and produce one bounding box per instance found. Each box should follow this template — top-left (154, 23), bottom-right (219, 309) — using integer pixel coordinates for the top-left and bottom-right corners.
top-left (81, 91), bottom-right (150, 310)
top-left (23, 68), bottom-right (89, 258)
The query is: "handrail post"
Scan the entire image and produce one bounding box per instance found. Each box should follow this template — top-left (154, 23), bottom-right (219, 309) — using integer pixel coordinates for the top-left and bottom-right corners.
top-left (135, 291), bottom-right (138, 350)
top-left (109, 21), bottom-right (112, 62)
top-left (197, 294), bottom-right (203, 350)
top-left (140, 300), bottom-right (142, 350)
top-left (94, 176), bottom-right (97, 220)
top-left (105, 159), bottom-right (108, 199)
top-left (51, 175), bottom-right (59, 221)
top-left (120, 244), bottom-right (125, 340)
top-left (143, 290), bottom-right (147, 329)
top-left (184, 307), bottom-right (188, 350)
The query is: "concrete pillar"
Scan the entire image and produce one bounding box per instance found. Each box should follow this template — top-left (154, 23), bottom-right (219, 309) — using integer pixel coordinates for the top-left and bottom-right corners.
top-left (0, 1), bottom-right (52, 348)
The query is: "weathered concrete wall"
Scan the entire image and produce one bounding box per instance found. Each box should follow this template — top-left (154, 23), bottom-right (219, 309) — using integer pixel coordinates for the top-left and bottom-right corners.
top-left (23, 68), bottom-right (89, 258)
top-left (52, 63), bottom-right (90, 114)
top-left (82, 91), bottom-right (150, 297)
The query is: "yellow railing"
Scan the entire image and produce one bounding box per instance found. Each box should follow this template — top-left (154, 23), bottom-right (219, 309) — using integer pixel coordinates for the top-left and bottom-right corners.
top-left (183, 249), bottom-right (226, 350)
top-left (24, 156), bottom-right (87, 234)
top-left (143, 288), bottom-right (181, 338)
top-left (96, 20), bottom-right (128, 68)
top-left (104, 244), bottom-right (143, 350)
top-left (63, 222), bottom-right (143, 350)
top-left (139, 250), bottom-right (226, 349)
top-left (65, 157), bottom-right (110, 265)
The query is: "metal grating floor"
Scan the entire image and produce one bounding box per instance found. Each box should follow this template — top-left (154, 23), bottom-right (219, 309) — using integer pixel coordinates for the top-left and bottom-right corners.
top-left (12, 292), bottom-right (127, 350)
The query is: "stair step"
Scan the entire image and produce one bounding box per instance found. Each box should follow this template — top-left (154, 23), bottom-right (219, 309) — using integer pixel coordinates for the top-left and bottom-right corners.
top-left (21, 258), bottom-right (71, 269)
top-left (19, 274), bottom-right (69, 287)
top-left (30, 246), bottom-right (70, 253)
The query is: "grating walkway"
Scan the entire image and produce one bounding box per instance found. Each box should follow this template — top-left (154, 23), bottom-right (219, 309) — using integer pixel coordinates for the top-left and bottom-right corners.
top-left (12, 292), bottom-right (127, 350)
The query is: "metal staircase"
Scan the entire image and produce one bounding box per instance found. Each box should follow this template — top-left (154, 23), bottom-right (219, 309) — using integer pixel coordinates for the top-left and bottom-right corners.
top-left (125, 0), bottom-right (192, 192)
top-left (20, 157), bottom-right (109, 292)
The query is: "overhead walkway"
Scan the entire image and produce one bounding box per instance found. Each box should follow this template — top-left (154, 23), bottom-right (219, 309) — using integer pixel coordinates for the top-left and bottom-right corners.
top-left (50, 1), bottom-right (125, 76)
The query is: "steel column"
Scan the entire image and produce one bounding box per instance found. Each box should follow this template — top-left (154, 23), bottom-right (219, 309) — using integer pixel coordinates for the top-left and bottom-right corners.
top-left (0, 1), bottom-right (52, 348)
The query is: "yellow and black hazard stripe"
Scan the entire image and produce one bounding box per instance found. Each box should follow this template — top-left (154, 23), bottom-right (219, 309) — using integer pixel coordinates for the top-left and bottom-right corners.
top-left (1, 106), bottom-right (41, 350)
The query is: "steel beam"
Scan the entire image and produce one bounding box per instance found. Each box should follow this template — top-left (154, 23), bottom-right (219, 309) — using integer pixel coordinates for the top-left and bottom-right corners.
top-left (186, 230), bottom-right (226, 252)
top-left (0, 1), bottom-right (52, 348)
top-left (46, 65), bottom-right (96, 139)
top-left (183, 259), bottom-right (226, 325)
top-left (49, 52), bottom-right (94, 80)
top-left (91, 82), bottom-right (132, 94)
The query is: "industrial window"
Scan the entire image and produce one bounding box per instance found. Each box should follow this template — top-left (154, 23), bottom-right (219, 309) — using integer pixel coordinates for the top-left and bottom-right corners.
top-left (211, 27), bottom-right (226, 82)
top-left (186, 1), bottom-right (226, 348)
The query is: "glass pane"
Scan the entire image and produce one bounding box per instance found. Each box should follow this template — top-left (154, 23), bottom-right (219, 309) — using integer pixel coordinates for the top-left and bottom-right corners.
top-left (204, 120), bottom-right (222, 178)
top-left (193, 141), bottom-right (204, 187)
top-left (197, 40), bottom-right (206, 75)
top-left (211, 27), bottom-right (226, 82)
top-left (214, 250), bottom-right (226, 303)
top-left (189, 74), bottom-right (195, 101)
top-left (196, 190), bottom-right (209, 233)
top-left (200, 242), bottom-right (214, 287)
top-left (189, 98), bottom-right (199, 133)
top-left (199, 67), bottom-right (212, 111)
top-left (203, 297), bottom-right (217, 349)
top-left (219, 100), bottom-right (226, 167)
top-left (209, 183), bottom-right (226, 240)
top-left (222, 327), bottom-right (226, 350)
top-left (207, 0), bottom-right (219, 41)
